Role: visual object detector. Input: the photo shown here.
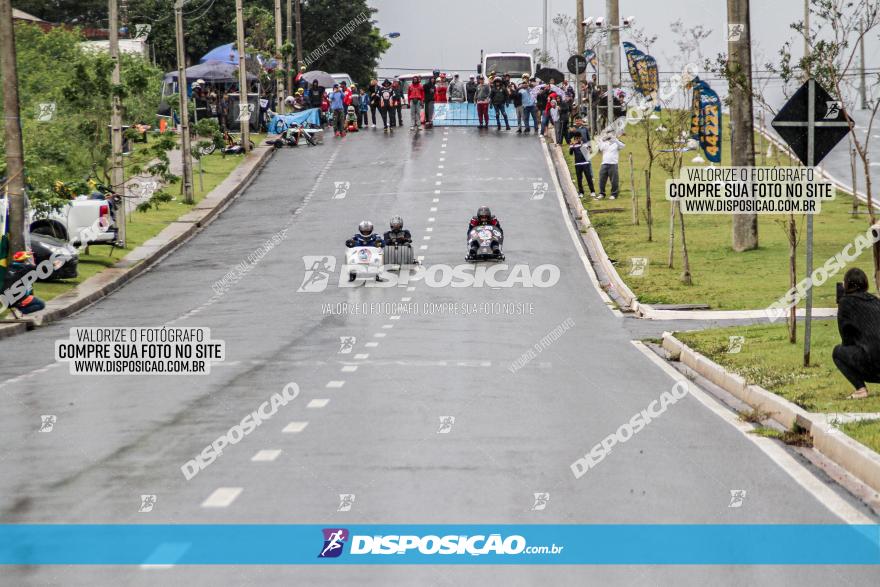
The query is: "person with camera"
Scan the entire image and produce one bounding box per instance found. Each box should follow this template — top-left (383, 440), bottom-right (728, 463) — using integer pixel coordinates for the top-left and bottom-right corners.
top-left (833, 268), bottom-right (880, 399)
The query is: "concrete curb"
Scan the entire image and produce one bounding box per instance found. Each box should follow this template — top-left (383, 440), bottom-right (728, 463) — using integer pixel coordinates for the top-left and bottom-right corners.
top-left (0, 145), bottom-right (276, 341)
top-left (546, 142), bottom-right (640, 312)
top-left (662, 331), bottom-right (880, 494)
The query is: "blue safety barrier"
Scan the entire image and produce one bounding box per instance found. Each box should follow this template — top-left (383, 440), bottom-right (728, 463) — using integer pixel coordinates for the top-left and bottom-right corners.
top-left (432, 102), bottom-right (519, 127)
top-left (269, 108), bottom-right (322, 134)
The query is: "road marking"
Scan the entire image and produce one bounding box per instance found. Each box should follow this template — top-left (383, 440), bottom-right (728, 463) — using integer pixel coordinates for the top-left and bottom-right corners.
top-left (252, 449), bottom-right (282, 462)
top-left (433, 198), bottom-right (440, 202)
top-left (308, 399), bottom-right (331, 408)
top-left (439, 157), bottom-right (445, 161)
top-left (435, 181), bottom-right (442, 185)
top-left (630, 340), bottom-right (874, 525)
top-left (420, 245), bottom-right (428, 250)
top-left (354, 353), bottom-right (370, 359)
top-left (436, 172), bottom-right (443, 176)
top-left (423, 236), bottom-right (431, 240)
top-left (434, 190), bottom-right (441, 194)
top-left (342, 365), bottom-right (359, 371)
top-left (430, 207), bottom-right (437, 211)
top-left (390, 315), bottom-right (401, 320)
top-left (201, 487), bottom-right (242, 508)
top-left (374, 333), bottom-right (387, 338)
top-left (428, 217), bottom-right (435, 222)
top-left (283, 421), bottom-right (309, 433)
top-left (381, 324), bottom-right (394, 329)
top-left (407, 286), bottom-right (416, 291)
top-left (542, 136), bottom-right (620, 317)
top-left (441, 150), bottom-right (446, 154)
top-left (438, 165), bottom-right (444, 169)
top-left (365, 341), bottom-right (380, 347)
top-left (426, 227), bottom-right (433, 232)
top-left (326, 380), bottom-right (346, 388)
top-left (401, 297), bottom-right (411, 302)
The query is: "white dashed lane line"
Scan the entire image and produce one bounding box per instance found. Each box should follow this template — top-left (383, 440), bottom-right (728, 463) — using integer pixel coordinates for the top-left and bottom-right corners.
top-left (341, 365), bottom-right (359, 371)
top-left (401, 298), bottom-right (411, 302)
top-left (201, 487), bottom-right (243, 508)
top-left (326, 380), bottom-right (346, 388)
top-left (428, 217), bottom-right (435, 222)
top-left (381, 324), bottom-right (394, 329)
top-left (373, 333), bottom-right (387, 338)
top-left (365, 341), bottom-right (380, 347)
top-left (307, 399), bottom-right (331, 408)
top-left (354, 353), bottom-right (370, 359)
top-left (283, 421), bottom-right (309, 433)
top-left (390, 315), bottom-right (401, 320)
top-left (251, 450), bottom-right (282, 462)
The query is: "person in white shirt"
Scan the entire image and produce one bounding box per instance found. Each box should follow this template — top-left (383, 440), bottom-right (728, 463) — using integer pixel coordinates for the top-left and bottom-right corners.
top-left (596, 133), bottom-right (625, 199)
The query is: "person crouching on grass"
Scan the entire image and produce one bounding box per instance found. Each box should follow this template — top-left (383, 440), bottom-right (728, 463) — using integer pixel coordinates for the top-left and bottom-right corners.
top-left (834, 267), bottom-right (880, 399)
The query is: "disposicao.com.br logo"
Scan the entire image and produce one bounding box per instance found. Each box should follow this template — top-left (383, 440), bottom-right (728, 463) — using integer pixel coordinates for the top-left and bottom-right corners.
top-left (317, 528), bottom-right (564, 558)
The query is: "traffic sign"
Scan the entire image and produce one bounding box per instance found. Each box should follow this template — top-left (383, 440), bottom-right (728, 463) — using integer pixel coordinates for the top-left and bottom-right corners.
top-left (567, 54), bottom-right (587, 75)
top-left (771, 79), bottom-right (852, 167)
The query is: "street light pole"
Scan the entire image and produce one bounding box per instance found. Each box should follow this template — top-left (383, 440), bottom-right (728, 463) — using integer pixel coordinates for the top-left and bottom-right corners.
top-left (286, 0), bottom-right (293, 97)
top-left (174, 0), bottom-right (195, 204)
top-left (0, 0), bottom-right (26, 258)
top-left (235, 0), bottom-right (250, 154)
top-left (109, 0), bottom-right (126, 246)
top-left (274, 0), bottom-right (284, 113)
top-left (294, 0), bottom-right (303, 69)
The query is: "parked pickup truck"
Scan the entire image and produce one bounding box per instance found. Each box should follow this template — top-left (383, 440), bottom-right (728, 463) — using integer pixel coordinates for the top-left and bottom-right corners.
top-left (29, 195), bottom-right (118, 247)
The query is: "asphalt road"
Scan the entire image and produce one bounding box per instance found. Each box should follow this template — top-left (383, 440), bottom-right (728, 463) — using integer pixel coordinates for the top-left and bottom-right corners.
top-left (1, 126), bottom-right (878, 585)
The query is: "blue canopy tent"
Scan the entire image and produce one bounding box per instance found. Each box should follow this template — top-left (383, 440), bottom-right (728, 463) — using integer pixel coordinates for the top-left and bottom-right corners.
top-left (200, 43), bottom-right (279, 69)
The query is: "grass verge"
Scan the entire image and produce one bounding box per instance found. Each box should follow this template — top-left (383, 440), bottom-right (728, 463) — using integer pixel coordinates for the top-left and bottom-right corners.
top-left (561, 113), bottom-right (877, 309)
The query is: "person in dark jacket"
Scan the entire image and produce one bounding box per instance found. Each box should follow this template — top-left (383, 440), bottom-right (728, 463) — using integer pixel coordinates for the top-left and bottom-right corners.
top-left (568, 134), bottom-right (596, 197)
top-left (3, 251), bottom-right (46, 314)
top-left (383, 216), bottom-right (412, 245)
top-left (374, 79), bottom-right (396, 132)
top-left (309, 80), bottom-right (324, 110)
top-left (346, 221), bottom-right (384, 248)
top-left (489, 78), bottom-right (510, 130)
top-left (367, 79), bottom-right (379, 128)
top-left (423, 71), bottom-right (437, 128)
top-left (466, 75), bottom-right (477, 103)
top-left (833, 267), bottom-right (880, 399)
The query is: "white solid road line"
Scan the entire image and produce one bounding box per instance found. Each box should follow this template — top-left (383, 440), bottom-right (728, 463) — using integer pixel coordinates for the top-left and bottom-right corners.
top-left (283, 421), bottom-right (309, 433)
top-left (200, 487), bottom-right (243, 508)
top-left (542, 137), bottom-right (621, 317)
top-left (631, 340), bottom-right (873, 525)
top-left (251, 449), bottom-right (282, 462)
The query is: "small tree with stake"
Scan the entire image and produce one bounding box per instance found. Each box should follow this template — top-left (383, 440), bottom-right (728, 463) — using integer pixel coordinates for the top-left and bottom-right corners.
top-left (657, 107), bottom-right (695, 285)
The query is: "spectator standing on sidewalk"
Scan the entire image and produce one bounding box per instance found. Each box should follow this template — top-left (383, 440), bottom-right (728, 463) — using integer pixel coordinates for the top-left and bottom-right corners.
top-left (834, 268), bottom-right (880, 399)
top-left (490, 78), bottom-right (510, 130)
top-left (357, 87), bottom-right (369, 128)
top-left (569, 134), bottom-right (596, 198)
top-left (556, 91), bottom-right (572, 145)
top-left (474, 76), bottom-right (491, 128)
top-left (330, 84), bottom-right (346, 136)
top-left (309, 80), bottom-right (324, 110)
top-left (407, 75), bottom-right (425, 131)
top-left (466, 75), bottom-right (477, 103)
top-left (596, 132), bottom-right (625, 199)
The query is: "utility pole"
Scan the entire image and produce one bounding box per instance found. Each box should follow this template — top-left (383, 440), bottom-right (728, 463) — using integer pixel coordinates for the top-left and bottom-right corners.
top-left (576, 0), bottom-right (585, 90)
top-left (542, 0), bottom-right (548, 59)
top-left (294, 0), bottom-right (303, 69)
top-left (608, 0), bottom-right (620, 86)
top-left (286, 0), bottom-right (293, 98)
top-left (604, 0), bottom-right (616, 128)
top-left (109, 0), bottom-right (126, 246)
top-left (274, 0), bottom-right (284, 113)
top-left (235, 0), bottom-right (250, 153)
top-left (728, 0), bottom-right (758, 251)
top-left (0, 0), bottom-right (26, 258)
top-left (859, 16), bottom-right (867, 110)
top-left (174, 0), bottom-right (195, 203)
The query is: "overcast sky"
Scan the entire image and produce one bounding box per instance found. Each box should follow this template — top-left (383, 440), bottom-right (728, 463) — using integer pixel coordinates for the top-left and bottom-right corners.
top-left (369, 0), bottom-right (878, 109)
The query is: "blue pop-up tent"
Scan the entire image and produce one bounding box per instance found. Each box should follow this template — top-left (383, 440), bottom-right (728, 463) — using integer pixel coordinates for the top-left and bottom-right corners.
top-left (200, 43), bottom-right (279, 69)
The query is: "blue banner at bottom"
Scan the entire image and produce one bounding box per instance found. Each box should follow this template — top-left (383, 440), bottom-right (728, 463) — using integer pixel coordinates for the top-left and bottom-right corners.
top-left (1, 525), bottom-right (879, 565)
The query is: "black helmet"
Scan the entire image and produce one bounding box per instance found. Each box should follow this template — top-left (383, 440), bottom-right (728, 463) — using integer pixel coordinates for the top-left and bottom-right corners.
top-left (358, 220), bottom-right (374, 236)
top-left (382, 78), bottom-right (391, 86)
top-left (390, 216), bottom-right (403, 230)
top-left (477, 206), bottom-right (491, 222)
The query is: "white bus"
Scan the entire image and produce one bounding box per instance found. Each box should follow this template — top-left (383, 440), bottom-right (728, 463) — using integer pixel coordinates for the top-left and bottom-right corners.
top-left (478, 52), bottom-right (534, 79)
